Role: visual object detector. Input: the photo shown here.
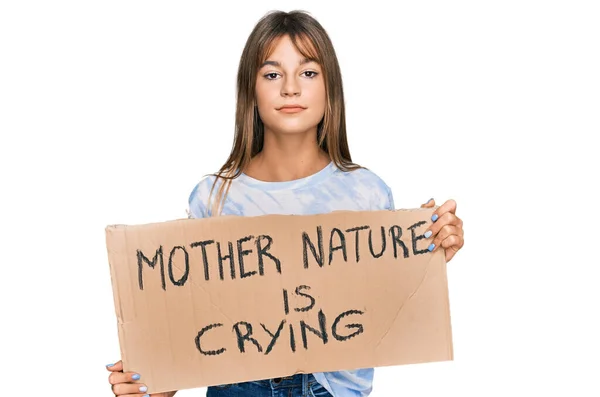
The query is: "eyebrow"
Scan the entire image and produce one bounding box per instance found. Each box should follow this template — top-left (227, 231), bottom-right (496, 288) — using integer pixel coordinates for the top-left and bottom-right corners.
top-left (260, 58), bottom-right (315, 68)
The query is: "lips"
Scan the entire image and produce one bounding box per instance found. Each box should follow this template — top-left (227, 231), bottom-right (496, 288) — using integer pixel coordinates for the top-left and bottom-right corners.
top-left (278, 105), bottom-right (306, 113)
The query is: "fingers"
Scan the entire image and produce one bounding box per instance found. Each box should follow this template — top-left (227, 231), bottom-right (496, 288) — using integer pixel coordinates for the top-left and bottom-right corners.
top-left (427, 211), bottom-right (462, 238)
top-left (422, 199), bottom-right (464, 261)
top-left (106, 361), bottom-right (123, 372)
top-left (420, 198), bottom-right (435, 208)
top-left (426, 233), bottom-right (463, 258)
top-left (440, 232), bottom-right (464, 252)
top-left (107, 361), bottom-right (149, 396)
top-left (431, 199), bottom-right (457, 219)
top-left (430, 224), bottom-right (463, 249)
top-left (444, 242), bottom-right (462, 262)
top-left (112, 390), bottom-right (150, 397)
top-left (111, 381), bottom-right (149, 396)
top-left (109, 370), bottom-right (142, 386)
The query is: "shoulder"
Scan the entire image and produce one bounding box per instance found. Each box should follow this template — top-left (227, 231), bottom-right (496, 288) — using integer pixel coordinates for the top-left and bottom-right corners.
top-left (187, 174), bottom-right (221, 218)
top-left (330, 165), bottom-right (395, 210)
top-left (334, 166), bottom-right (391, 191)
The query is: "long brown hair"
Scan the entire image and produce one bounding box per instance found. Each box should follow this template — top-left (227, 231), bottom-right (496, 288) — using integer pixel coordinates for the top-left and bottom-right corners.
top-left (209, 10), bottom-right (360, 216)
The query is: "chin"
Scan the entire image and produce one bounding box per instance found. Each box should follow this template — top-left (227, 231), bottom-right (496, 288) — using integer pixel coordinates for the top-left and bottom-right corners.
top-left (264, 117), bottom-right (321, 136)
top-left (275, 124), bottom-right (318, 135)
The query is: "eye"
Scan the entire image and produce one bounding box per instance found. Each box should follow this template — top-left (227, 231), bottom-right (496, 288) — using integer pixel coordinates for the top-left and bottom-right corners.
top-left (264, 72), bottom-right (280, 80)
top-left (303, 71), bottom-right (318, 78)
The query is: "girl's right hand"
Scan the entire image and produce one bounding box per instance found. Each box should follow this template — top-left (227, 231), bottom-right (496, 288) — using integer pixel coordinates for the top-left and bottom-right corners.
top-left (106, 360), bottom-right (176, 397)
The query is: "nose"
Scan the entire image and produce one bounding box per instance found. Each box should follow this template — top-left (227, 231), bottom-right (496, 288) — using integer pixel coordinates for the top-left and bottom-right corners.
top-left (281, 76), bottom-right (300, 97)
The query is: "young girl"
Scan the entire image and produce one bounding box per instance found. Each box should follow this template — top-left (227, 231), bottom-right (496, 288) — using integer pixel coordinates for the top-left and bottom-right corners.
top-left (106, 9), bottom-right (464, 397)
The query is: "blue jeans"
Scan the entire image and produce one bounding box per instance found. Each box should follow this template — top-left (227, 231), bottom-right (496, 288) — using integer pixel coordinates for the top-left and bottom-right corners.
top-left (206, 373), bottom-right (333, 397)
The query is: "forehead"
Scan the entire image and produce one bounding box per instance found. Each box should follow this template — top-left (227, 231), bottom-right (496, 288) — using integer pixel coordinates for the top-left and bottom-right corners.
top-left (260, 34), bottom-right (319, 66)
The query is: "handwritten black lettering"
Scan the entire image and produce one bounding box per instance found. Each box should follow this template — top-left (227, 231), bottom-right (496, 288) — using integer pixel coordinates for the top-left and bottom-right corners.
top-left (294, 285), bottom-right (316, 312)
top-left (190, 240), bottom-right (214, 281)
top-left (368, 226), bottom-right (386, 258)
top-left (233, 321), bottom-right (263, 353)
top-left (168, 246), bottom-right (189, 287)
top-left (260, 320), bottom-right (286, 355)
top-left (137, 246), bottom-right (165, 291)
top-left (282, 288), bottom-right (290, 315)
top-left (300, 309), bottom-right (328, 349)
top-left (256, 235), bottom-right (281, 275)
top-left (346, 225), bottom-right (369, 262)
top-left (408, 221), bottom-right (429, 255)
top-left (332, 310), bottom-right (365, 341)
top-left (389, 225), bottom-right (409, 259)
top-left (303, 226), bottom-right (324, 268)
top-left (217, 241), bottom-right (235, 280)
top-left (328, 228), bottom-right (347, 265)
top-left (194, 308), bottom-right (367, 357)
top-left (195, 323), bottom-right (225, 356)
top-left (289, 323), bottom-right (297, 352)
top-left (237, 235), bottom-right (256, 279)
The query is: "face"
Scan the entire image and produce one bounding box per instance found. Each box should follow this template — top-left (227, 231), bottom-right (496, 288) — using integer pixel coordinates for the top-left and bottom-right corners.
top-left (255, 35), bottom-right (326, 136)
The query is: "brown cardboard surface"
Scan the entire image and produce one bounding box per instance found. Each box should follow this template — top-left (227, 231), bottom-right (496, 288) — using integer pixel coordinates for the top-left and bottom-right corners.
top-left (105, 208), bottom-right (453, 394)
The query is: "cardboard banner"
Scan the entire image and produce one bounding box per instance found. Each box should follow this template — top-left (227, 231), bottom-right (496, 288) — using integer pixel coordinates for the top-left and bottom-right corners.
top-left (105, 208), bottom-right (453, 394)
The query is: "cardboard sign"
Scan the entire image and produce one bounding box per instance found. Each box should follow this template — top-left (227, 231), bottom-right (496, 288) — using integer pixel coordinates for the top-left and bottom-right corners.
top-left (105, 208), bottom-right (453, 394)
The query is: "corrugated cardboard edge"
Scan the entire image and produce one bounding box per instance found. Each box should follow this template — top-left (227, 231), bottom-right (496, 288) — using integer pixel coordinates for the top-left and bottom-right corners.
top-left (105, 226), bottom-right (129, 371)
top-left (442, 255), bottom-right (454, 361)
top-left (104, 207), bottom-right (436, 230)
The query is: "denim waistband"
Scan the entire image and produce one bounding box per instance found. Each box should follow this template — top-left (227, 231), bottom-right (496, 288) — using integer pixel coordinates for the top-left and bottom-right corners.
top-left (253, 373), bottom-right (316, 388)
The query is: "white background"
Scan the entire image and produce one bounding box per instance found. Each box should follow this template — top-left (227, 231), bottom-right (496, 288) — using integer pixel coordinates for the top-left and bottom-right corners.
top-left (1, 1), bottom-right (599, 396)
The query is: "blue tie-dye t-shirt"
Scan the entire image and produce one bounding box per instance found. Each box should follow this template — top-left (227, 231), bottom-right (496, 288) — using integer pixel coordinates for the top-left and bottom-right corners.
top-left (187, 161), bottom-right (395, 397)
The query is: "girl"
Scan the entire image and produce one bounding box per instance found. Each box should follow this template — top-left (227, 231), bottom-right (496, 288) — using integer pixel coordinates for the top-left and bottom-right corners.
top-left (106, 9), bottom-right (464, 397)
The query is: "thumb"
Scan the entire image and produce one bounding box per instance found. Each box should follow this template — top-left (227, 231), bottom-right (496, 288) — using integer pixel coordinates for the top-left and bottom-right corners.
top-left (106, 360), bottom-right (123, 372)
top-left (421, 198), bottom-right (435, 208)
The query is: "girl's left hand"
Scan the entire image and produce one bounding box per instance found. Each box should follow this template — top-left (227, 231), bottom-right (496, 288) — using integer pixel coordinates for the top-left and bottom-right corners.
top-left (420, 198), bottom-right (464, 262)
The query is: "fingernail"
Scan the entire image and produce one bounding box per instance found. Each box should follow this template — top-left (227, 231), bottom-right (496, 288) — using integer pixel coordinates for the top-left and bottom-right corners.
top-left (428, 243), bottom-right (435, 252)
top-left (132, 374), bottom-right (141, 380)
top-left (106, 363), bottom-right (113, 367)
top-left (143, 395), bottom-right (149, 397)
top-left (424, 230), bottom-right (432, 238)
top-left (139, 386), bottom-right (148, 392)
top-left (432, 214), bottom-right (438, 222)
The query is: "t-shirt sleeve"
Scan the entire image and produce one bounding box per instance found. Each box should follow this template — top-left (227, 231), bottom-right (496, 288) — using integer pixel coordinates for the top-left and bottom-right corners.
top-left (384, 185), bottom-right (395, 210)
top-left (369, 173), bottom-right (395, 211)
top-left (355, 167), bottom-right (396, 211)
top-left (187, 183), bottom-right (206, 219)
top-left (187, 176), bottom-right (216, 219)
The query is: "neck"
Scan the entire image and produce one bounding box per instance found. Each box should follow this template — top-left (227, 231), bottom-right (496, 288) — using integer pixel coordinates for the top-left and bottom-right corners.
top-left (245, 127), bottom-right (331, 182)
